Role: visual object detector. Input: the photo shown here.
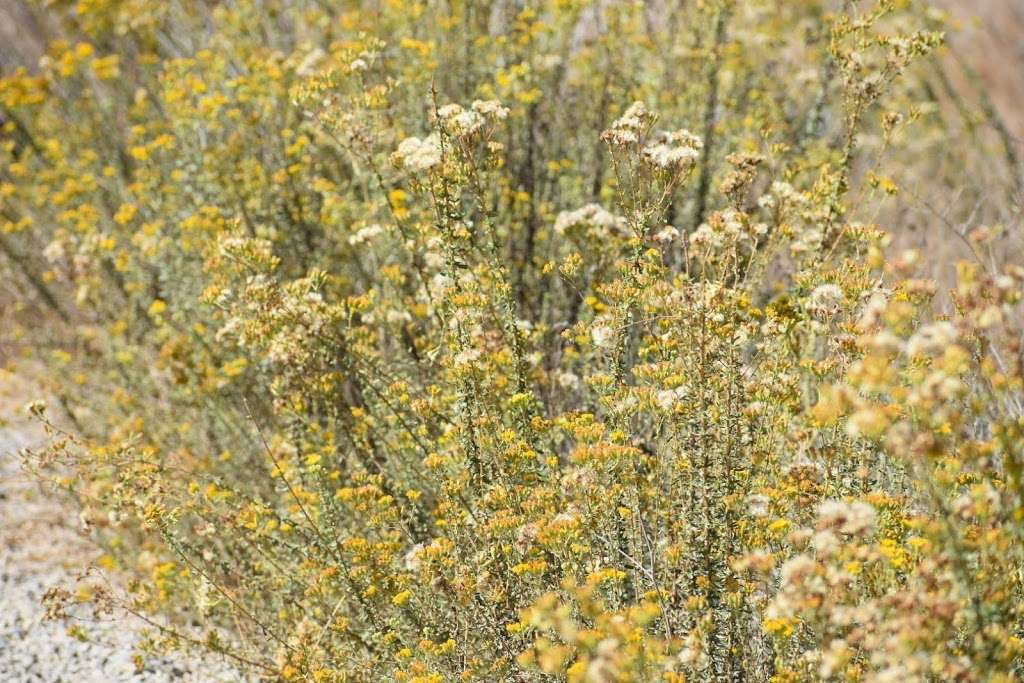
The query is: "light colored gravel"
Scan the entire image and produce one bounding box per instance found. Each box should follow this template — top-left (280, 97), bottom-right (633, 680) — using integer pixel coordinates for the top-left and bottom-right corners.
top-left (0, 382), bottom-right (250, 683)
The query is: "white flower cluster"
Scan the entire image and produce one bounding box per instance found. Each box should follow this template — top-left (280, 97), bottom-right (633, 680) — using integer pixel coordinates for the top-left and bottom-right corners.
top-left (652, 224), bottom-right (680, 244)
top-left (817, 499), bottom-right (877, 537)
top-left (437, 100), bottom-right (509, 137)
top-left (642, 129), bottom-right (703, 172)
top-left (600, 101), bottom-right (655, 146)
top-left (554, 203), bottom-right (626, 239)
top-left (807, 283), bottom-right (845, 318)
top-left (906, 321), bottom-right (957, 357)
top-left (655, 385), bottom-right (688, 411)
top-left (393, 133), bottom-right (442, 172)
top-left (43, 237), bottom-right (67, 263)
top-left (555, 370), bottom-right (580, 391)
top-left (590, 319), bottom-right (616, 349)
top-left (601, 101), bottom-right (702, 176)
top-left (468, 99), bottom-right (509, 119)
top-left (688, 209), bottom-right (765, 251)
top-left (757, 180), bottom-right (800, 211)
top-left (746, 493), bottom-right (771, 518)
top-left (771, 180), bottom-right (797, 199)
top-left (856, 290), bottom-right (890, 329)
top-left (393, 100), bottom-right (509, 172)
top-left (789, 223), bottom-right (825, 259)
top-left (766, 554), bottom-right (825, 621)
top-left (348, 223), bottom-right (384, 246)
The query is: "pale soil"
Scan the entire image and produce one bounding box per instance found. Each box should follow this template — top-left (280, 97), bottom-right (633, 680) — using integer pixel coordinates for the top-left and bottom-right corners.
top-left (0, 374), bottom-right (247, 682)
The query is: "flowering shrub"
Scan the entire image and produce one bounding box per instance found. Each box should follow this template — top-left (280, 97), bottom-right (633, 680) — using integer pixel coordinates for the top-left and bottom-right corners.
top-left (3, 0), bottom-right (1024, 680)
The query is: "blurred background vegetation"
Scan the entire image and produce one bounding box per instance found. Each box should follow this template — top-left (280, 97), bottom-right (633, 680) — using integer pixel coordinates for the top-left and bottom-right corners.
top-left (2, 0), bottom-right (1020, 290)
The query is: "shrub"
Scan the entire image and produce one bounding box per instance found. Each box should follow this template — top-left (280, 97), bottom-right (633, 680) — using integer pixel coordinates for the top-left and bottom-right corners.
top-left (3, 0), bottom-right (1024, 680)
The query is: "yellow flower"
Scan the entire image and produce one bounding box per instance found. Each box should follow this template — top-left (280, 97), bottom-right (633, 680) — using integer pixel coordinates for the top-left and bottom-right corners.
top-left (114, 203), bottom-right (138, 225)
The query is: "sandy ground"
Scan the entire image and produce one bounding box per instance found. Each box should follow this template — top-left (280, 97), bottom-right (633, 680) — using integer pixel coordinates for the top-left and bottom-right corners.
top-left (0, 376), bottom-right (248, 682)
